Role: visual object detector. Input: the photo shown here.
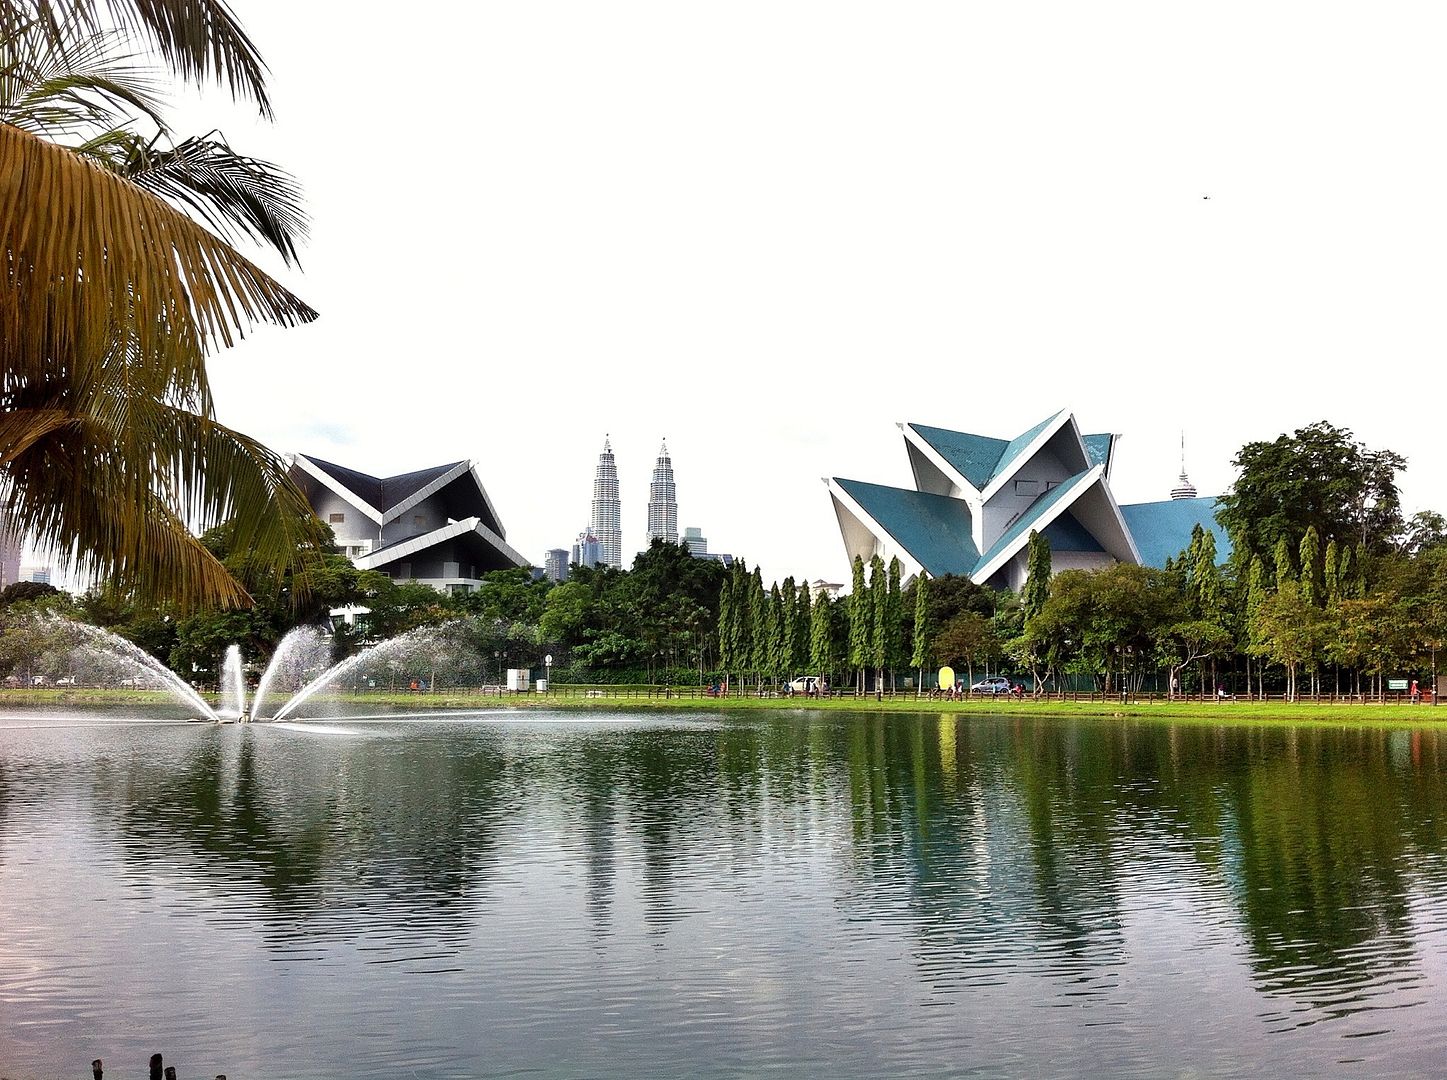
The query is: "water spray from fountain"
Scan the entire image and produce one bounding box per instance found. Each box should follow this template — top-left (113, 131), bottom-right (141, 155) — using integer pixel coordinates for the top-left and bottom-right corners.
top-left (219, 644), bottom-right (247, 721)
top-left (251, 626), bottom-right (333, 721)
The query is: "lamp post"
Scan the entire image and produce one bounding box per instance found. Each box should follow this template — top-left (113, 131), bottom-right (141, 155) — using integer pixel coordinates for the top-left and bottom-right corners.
top-left (544, 653), bottom-right (552, 694)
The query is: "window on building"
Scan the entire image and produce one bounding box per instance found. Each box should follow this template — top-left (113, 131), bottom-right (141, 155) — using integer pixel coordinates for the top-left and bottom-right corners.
top-left (1014, 480), bottom-right (1038, 496)
top-left (329, 512), bottom-right (345, 523)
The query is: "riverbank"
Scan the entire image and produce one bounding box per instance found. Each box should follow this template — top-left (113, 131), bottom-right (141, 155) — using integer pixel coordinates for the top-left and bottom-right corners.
top-left (7, 686), bottom-right (1442, 728)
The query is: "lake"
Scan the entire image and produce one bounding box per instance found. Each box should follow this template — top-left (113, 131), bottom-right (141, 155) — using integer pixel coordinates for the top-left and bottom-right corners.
top-left (1, 708), bottom-right (1444, 1078)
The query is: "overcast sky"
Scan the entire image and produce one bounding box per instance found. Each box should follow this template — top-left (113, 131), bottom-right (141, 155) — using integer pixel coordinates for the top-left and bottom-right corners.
top-left (150, 1), bottom-right (1447, 585)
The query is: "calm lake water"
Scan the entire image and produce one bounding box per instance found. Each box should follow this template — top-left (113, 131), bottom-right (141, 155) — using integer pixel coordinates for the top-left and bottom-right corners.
top-left (1, 708), bottom-right (1446, 1078)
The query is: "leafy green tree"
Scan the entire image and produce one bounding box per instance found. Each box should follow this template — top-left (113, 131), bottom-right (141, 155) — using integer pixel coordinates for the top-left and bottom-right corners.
top-left (883, 558), bottom-right (904, 688)
top-left (1157, 619), bottom-right (1232, 699)
top-left (935, 612), bottom-right (999, 686)
top-left (780, 577), bottom-right (801, 676)
top-left (1249, 582), bottom-right (1325, 701)
top-left (1323, 538), bottom-right (1341, 604)
top-left (795, 582), bottom-right (812, 672)
top-left (1216, 421), bottom-right (1406, 568)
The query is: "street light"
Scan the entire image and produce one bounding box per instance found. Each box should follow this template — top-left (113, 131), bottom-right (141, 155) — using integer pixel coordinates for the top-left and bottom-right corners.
top-left (544, 653), bottom-right (552, 693)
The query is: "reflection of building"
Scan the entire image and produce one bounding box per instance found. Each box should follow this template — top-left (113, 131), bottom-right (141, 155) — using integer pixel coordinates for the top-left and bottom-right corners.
top-left (646, 440), bottom-right (678, 546)
top-left (544, 549), bottom-right (569, 583)
top-left (826, 411), bottom-right (1228, 588)
top-left (591, 438), bottom-right (622, 569)
top-left (290, 454), bottom-right (528, 596)
top-left (572, 529), bottom-right (600, 570)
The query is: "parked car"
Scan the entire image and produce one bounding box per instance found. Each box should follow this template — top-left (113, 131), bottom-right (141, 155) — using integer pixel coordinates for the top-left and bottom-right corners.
top-left (53, 676), bottom-right (76, 687)
top-left (970, 676), bottom-right (1012, 695)
top-left (30, 675), bottom-right (47, 686)
top-left (788, 676), bottom-right (827, 696)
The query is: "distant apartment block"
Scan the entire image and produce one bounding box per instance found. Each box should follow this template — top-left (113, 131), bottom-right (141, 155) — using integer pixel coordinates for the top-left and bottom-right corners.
top-left (543, 548), bottom-right (569, 582)
top-left (572, 529), bottom-right (601, 570)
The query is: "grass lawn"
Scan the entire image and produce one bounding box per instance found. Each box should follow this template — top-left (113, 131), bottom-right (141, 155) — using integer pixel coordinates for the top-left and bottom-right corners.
top-left (4, 687), bottom-right (1443, 729)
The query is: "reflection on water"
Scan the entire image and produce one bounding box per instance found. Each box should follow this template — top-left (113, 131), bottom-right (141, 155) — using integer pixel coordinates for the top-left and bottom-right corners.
top-left (1, 711), bottom-right (1447, 1077)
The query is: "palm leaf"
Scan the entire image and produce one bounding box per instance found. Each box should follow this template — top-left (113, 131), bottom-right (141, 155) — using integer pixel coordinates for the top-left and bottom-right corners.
top-left (1, 0), bottom-right (271, 115)
top-left (0, 120), bottom-right (316, 401)
top-left (121, 131), bottom-right (306, 265)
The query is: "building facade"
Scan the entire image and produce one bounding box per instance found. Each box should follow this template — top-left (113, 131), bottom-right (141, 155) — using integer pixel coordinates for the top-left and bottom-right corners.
top-left (591, 438), bottom-right (622, 569)
top-left (827, 411), bottom-right (1228, 589)
top-left (646, 440), bottom-right (678, 546)
top-left (682, 526), bottom-right (707, 555)
top-left (571, 528), bottom-right (601, 570)
top-left (290, 454), bottom-right (528, 595)
top-left (543, 549), bottom-right (569, 583)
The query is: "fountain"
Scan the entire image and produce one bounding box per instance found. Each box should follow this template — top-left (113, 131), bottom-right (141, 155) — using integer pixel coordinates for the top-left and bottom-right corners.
top-left (8, 615), bottom-right (493, 724)
top-left (219, 644), bottom-right (247, 721)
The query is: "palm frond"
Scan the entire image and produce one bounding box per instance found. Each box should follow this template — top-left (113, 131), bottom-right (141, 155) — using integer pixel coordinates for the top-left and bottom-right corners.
top-left (0, 22), bottom-right (168, 138)
top-left (1, 121), bottom-right (317, 400)
top-left (1, 0), bottom-right (271, 116)
top-left (121, 131), bottom-right (306, 265)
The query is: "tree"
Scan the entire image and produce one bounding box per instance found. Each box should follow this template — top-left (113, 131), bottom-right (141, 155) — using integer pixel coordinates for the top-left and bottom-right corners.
top-left (1157, 619), bottom-right (1232, 700)
top-left (0, 3), bottom-right (319, 609)
top-left (1022, 530), bottom-right (1051, 621)
top-left (1216, 421), bottom-right (1406, 568)
top-left (910, 572), bottom-right (932, 687)
top-left (1298, 526), bottom-right (1323, 608)
top-left (1250, 582), bottom-right (1324, 701)
top-left (883, 558), bottom-right (903, 689)
top-left (847, 556), bottom-right (868, 693)
top-left (1273, 536), bottom-right (1296, 589)
top-left (809, 588), bottom-right (836, 684)
top-left (867, 555), bottom-right (886, 691)
top-left (934, 612), bottom-right (997, 686)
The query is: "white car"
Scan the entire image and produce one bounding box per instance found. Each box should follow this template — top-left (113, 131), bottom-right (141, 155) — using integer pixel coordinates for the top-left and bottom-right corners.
top-left (970, 676), bottom-right (1012, 695)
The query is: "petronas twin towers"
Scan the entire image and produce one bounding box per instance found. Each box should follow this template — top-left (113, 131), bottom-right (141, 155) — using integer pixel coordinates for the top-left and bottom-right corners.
top-left (590, 437), bottom-right (677, 569)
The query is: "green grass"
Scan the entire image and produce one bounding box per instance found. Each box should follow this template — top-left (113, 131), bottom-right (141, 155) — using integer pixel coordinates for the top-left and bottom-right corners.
top-left (5, 686), bottom-right (1443, 729)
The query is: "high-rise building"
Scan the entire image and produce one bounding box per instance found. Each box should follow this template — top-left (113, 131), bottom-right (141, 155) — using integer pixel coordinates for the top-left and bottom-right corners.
top-left (572, 529), bottom-right (601, 569)
top-left (682, 526), bottom-right (707, 555)
top-left (646, 440), bottom-right (678, 546)
top-left (0, 516), bottom-right (22, 589)
top-left (591, 437), bottom-right (622, 569)
top-left (543, 549), bottom-right (569, 582)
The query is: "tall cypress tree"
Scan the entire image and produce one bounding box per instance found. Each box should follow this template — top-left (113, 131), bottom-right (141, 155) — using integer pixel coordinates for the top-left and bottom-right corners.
top-left (1299, 526), bottom-right (1323, 607)
top-left (749, 566), bottom-right (769, 686)
top-left (767, 583), bottom-right (785, 681)
top-left (810, 589), bottom-right (835, 683)
top-left (780, 577), bottom-right (800, 677)
top-left (1323, 539), bottom-right (1341, 604)
top-left (910, 572), bottom-right (932, 678)
top-left (1022, 530), bottom-right (1052, 621)
top-left (796, 582), bottom-right (813, 671)
top-left (883, 557), bottom-right (904, 689)
top-left (1273, 535), bottom-right (1296, 589)
top-left (1348, 542), bottom-right (1367, 599)
top-left (868, 555), bottom-right (887, 690)
top-left (1193, 530), bottom-right (1226, 617)
top-left (717, 565), bottom-right (735, 682)
top-left (848, 555), bottom-right (869, 693)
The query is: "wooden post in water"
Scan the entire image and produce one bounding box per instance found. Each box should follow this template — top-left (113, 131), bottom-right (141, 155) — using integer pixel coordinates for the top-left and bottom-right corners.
top-left (164, 1067), bottom-right (177, 1080)
top-left (91, 1060), bottom-right (102, 1079)
top-left (149, 1053), bottom-right (163, 1080)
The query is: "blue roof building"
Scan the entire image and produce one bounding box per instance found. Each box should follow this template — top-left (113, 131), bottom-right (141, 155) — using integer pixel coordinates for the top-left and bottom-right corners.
top-left (827, 413), bottom-right (1227, 590)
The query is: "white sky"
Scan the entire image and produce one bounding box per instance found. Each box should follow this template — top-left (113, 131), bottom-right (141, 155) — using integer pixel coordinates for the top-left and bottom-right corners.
top-left (147, 1), bottom-right (1447, 585)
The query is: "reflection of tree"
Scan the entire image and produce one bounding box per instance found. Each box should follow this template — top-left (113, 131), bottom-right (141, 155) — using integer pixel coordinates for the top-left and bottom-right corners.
top-left (26, 709), bottom-right (1447, 1029)
top-left (94, 728), bottom-right (509, 944)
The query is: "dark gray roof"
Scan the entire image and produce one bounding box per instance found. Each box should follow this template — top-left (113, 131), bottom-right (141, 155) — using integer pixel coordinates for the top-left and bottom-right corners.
top-left (300, 455), bottom-right (466, 513)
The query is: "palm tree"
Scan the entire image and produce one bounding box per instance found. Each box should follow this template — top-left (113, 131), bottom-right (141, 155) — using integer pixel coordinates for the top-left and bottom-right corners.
top-left (1, 1), bottom-right (321, 609)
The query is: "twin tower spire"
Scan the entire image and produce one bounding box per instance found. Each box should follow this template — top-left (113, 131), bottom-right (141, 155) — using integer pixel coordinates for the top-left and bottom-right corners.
top-left (590, 437), bottom-right (677, 569)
